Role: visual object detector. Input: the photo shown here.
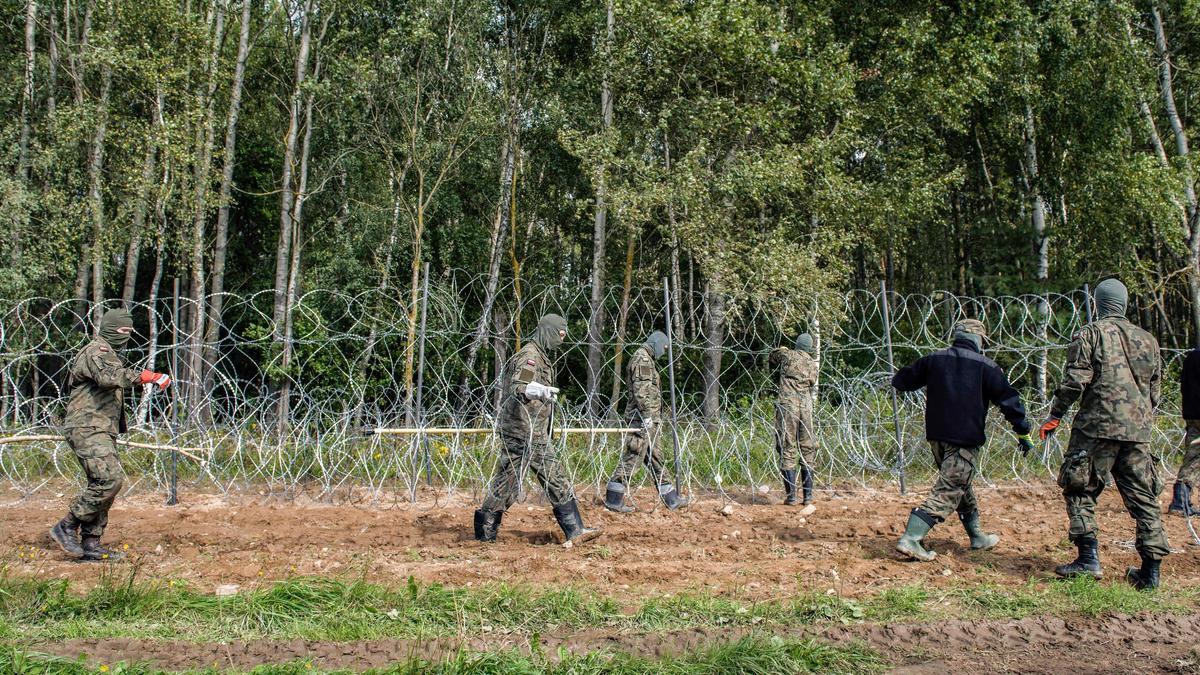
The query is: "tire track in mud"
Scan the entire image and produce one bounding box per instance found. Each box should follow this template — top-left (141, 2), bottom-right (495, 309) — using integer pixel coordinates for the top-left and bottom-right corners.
top-left (26, 611), bottom-right (1200, 673)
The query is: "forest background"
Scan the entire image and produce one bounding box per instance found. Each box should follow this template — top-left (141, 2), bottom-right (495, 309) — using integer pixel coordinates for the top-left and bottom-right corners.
top-left (3, 0), bottom-right (1200, 432)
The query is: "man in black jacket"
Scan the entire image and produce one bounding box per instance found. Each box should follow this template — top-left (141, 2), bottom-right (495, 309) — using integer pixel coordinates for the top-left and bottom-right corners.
top-left (891, 319), bottom-right (1034, 561)
top-left (1169, 347), bottom-right (1200, 516)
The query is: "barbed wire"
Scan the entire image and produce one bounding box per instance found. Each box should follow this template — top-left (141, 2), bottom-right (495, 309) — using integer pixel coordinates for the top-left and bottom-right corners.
top-left (0, 274), bottom-right (1190, 503)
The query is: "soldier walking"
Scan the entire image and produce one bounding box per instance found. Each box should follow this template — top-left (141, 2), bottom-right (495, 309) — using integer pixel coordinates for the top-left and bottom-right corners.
top-left (892, 319), bottom-right (1033, 562)
top-left (770, 333), bottom-right (819, 506)
top-left (474, 314), bottom-right (601, 545)
top-left (49, 308), bottom-right (171, 561)
top-left (604, 331), bottom-right (688, 512)
top-left (1042, 279), bottom-right (1168, 590)
top-left (1168, 345), bottom-right (1199, 516)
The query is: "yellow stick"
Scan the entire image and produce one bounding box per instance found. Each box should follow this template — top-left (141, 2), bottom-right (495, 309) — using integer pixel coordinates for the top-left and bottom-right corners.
top-left (0, 434), bottom-right (207, 464)
top-left (372, 427), bottom-right (641, 435)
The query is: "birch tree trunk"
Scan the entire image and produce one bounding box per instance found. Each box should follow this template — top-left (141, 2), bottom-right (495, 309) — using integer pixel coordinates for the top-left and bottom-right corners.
top-left (185, 1), bottom-right (228, 417)
top-left (584, 0), bottom-right (615, 419)
top-left (1023, 102), bottom-right (1050, 400)
top-left (701, 277), bottom-right (726, 431)
top-left (459, 126), bottom-right (517, 402)
top-left (609, 229), bottom-right (636, 408)
top-left (203, 0), bottom-right (254, 398)
top-left (86, 64), bottom-right (112, 324)
top-left (1151, 2), bottom-right (1200, 339)
top-left (272, 0), bottom-right (315, 430)
top-left (121, 127), bottom-right (158, 305)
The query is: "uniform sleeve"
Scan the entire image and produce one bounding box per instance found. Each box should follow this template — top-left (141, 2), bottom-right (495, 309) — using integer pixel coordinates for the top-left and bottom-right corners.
top-left (769, 347), bottom-right (786, 369)
top-left (509, 351), bottom-right (538, 401)
top-left (630, 353), bottom-right (662, 418)
top-left (800, 354), bottom-right (819, 388)
top-left (891, 356), bottom-right (927, 392)
top-left (74, 347), bottom-right (140, 390)
top-left (1050, 332), bottom-right (1094, 419)
top-left (984, 363), bottom-right (1031, 434)
top-left (1150, 350), bottom-right (1162, 410)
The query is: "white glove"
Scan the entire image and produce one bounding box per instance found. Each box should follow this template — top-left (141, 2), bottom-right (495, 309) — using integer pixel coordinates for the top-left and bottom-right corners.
top-left (525, 381), bottom-right (559, 402)
top-left (642, 417), bottom-right (655, 430)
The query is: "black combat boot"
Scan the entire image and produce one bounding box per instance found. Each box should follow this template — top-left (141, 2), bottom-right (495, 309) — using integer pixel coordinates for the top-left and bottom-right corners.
top-left (800, 466), bottom-right (814, 506)
top-left (473, 509), bottom-right (503, 542)
top-left (80, 536), bottom-right (124, 562)
top-left (1126, 554), bottom-right (1161, 591)
top-left (659, 483), bottom-right (690, 510)
top-left (50, 513), bottom-right (83, 557)
top-left (1054, 535), bottom-right (1103, 579)
top-left (604, 482), bottom-right (636, 513)
top-left (781, 469), bottom-right (798, 505)
top-left (552, 499), bottom-right (602, 544)
top-left (1167, 482), bottom-right (1193, 516)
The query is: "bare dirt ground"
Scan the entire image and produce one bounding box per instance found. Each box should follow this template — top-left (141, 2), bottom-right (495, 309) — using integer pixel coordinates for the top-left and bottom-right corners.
top-left (3, 482), bottom-right (1199, 599)
top-left (5, 481), bottom-right (1200, 672)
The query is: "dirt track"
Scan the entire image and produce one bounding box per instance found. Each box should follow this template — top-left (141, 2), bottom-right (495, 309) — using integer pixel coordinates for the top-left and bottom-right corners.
top-left (3, 482), bottom-right (1199, 600)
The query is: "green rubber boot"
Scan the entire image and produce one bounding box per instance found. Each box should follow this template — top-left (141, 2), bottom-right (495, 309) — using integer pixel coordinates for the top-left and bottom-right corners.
top-left (959, 511), bottom-right (999, 550)
top-left (896, 509), bottom-right (937, 562)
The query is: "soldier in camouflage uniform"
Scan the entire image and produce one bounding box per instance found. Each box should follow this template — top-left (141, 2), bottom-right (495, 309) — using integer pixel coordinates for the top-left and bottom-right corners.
top-left (604, 331), bottom-right (688, 512)
top-left (49, 309), bottom-right (171, 561)
top-left (770, 333), bottom-right (819, 506)
top-left (1042, 279), bottom-right (1168, 590)
top-left (892, 319), bottom-right (1033, 562)
top-left (1168, 346), bottom-right (1200, 516)
top-left (474, 314), bottom-right (601, 545)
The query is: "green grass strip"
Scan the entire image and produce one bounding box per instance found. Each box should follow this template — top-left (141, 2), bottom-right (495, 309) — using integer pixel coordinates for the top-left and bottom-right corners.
top-left (0, 637), bottom-right (885, 675)
top-left (0, 567), bottom-right (1195, 644)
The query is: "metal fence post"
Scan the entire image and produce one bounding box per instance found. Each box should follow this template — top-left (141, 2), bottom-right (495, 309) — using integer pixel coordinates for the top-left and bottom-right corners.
top-left (662, 277), bottom-right (683, 489)
top-left (415, 262), bottom-right (433, 487)
top-left (880, 281), bottom-right (907, 495)
top-left (167, 278), bottom-right (180, 506)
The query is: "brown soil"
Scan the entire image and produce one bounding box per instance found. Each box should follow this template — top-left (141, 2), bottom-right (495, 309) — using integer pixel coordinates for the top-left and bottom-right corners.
top-left (3, 482), bottom-right (1198, 601)
top-left (27, 611), bottom-right (1200, 673)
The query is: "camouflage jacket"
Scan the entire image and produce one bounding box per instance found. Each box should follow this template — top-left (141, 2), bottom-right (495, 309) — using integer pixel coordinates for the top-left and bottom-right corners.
top-left (770, 347), bottom-right (818, 400)
top-left (497, 341), bottom-right (556, 443)
top-left (1050, 317), bottom-right (1161, 442)
top-left (624, 345), bottom-right (662, 422)
top-left (64, 338), bottom-right (142, 434)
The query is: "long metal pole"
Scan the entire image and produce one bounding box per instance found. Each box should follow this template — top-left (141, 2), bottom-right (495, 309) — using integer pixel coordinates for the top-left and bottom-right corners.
top-left (662, 277), bottom-right (683, 488)
top-left (415, 262), bottom-right (433, 486)
top-left (168, 278), bottom-right (180, 506)
top-left (880, 280), bottom-right (907, 495)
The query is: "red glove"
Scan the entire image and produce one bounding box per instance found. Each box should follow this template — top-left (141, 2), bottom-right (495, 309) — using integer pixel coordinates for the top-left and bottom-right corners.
top-left (1038, 417), bottom-right (1060, 440)
top-left (139, 369), bottom-right (172, 390)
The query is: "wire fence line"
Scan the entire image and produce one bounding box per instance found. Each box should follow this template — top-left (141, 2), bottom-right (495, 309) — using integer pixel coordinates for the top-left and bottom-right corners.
top-left (0, 273), bottom-right (1192, 503)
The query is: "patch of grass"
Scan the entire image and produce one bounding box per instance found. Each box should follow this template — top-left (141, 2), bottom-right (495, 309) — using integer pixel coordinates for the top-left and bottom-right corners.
top-left (0, 637), bottom-right (885, 674)
top-left (866, 586), bottom-right (929, 621)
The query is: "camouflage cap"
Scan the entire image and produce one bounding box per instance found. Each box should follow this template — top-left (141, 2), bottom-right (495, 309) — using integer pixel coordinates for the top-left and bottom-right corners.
top-left (953, 319), bottom-right (987, 346)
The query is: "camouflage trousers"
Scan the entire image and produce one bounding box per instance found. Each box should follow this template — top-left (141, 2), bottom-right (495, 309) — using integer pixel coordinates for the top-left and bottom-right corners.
top-left (1178, 419), bottom-right (1200, 487)
top-left (66, 428), bottom-right (125, 538)
top-left (919, 442), bottom-right (979, 522)
top-left (775, 395), bottom-right (816, 472)
top-left (610, 425), bottom-right (668, 487)
top-left (1059, 430), bottom-right (1170, 560)
top-left (481, 434), bottom-right (575, 512)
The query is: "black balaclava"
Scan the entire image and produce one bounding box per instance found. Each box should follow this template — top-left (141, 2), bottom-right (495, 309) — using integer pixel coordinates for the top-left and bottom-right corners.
top-left (645, 331), bottom-right (670, 360)
top-left (532, 313), bottom-right (567, 352)
top-left (794, 333), bottom-right (816, 356)
top-left (1094, 278), bottom-right (1128, 319)
top-left (98, 309), bottom-right (135, 349)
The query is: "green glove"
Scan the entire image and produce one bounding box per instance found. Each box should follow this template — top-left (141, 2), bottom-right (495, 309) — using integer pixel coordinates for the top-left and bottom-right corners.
top-left (1017, 434), bottom-right (1034, 455)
